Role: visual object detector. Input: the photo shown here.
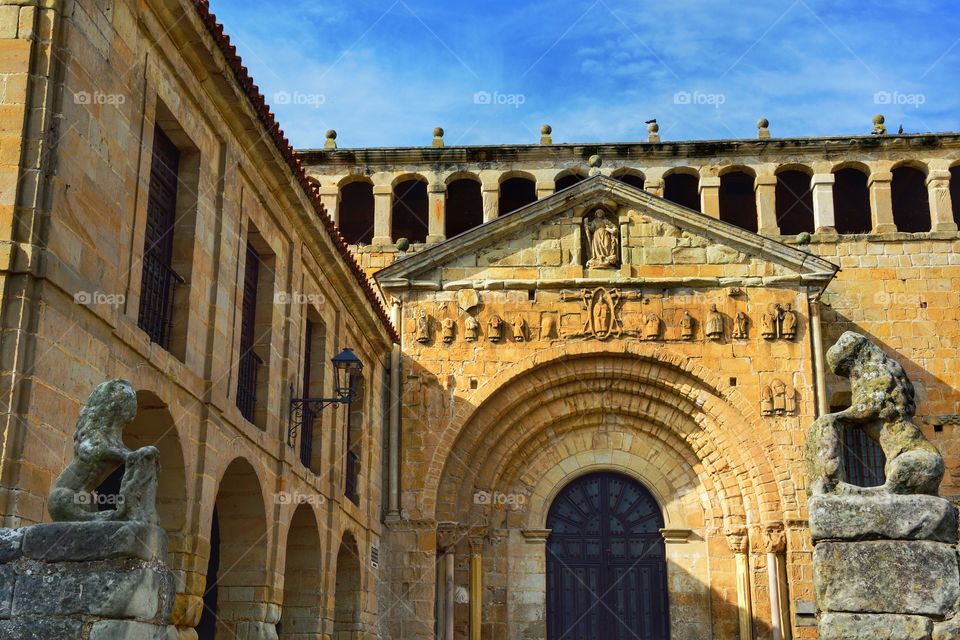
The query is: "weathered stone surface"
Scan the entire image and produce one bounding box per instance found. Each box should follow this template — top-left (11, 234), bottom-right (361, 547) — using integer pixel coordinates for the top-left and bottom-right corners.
top-left (810, 494), bottom-right (959, 543)
top-left (934, 617), bottom-right (960, 640)
top-left (89, 619), bottom-right (174, 640)
top-left (0, 617), bottom-right (83, 640)
top-left (0, 566), bottom-right (13, 619)
top-left (820, 613), bottom-right (933, 640)
top-left (22, 521), bottom-right (167, 562)
top-left (0, 530), bottom-right (22, 565)
top-left (13, 567), bottom-right (163, 619)
top-left (814, 541), bottom-right (959, 616)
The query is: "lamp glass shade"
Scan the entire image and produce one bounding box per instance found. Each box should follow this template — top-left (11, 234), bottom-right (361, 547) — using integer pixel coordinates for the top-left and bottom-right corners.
top-left (332, 348), bottom-right (363, 397)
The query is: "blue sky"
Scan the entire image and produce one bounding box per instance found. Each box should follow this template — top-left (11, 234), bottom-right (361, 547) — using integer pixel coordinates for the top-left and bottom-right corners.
top-left (208, 0), bottom-right (960, 149)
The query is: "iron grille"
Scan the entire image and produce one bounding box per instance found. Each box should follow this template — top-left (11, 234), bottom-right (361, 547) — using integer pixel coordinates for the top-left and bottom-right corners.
top-left (843, 426), bottom-right (886, 487)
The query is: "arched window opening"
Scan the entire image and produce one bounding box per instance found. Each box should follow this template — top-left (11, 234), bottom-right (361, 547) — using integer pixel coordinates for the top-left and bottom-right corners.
top-left (345, 375), bottom-right (365, 506)
top-left (833, 169), bottom-right (872, 234)
top-left (339, 181), bottom-right (374, 244)
top-left (891, 166), bottom-right (931, 232)
top-left (614, 172), bottom-right (645, 191)
top-left (663, 173), bottom-right (700, 211)
top-left (499, 177), bottom-right (536, 216)
top-left (720, 171), bottom-right (758, 232)
top-left (445, 179), bottom-right (483, 237)
top-left (775, 170), bottom-right (815, 235)
top-left (555, 173), bottom-right (586, 191)
top-left (392, 179), bottom-right (428, 243)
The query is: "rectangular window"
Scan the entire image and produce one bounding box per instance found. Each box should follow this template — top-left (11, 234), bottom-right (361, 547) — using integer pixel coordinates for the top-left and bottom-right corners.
top-left (236, 242), bottom-right (262, 423)
top-left (300, 319), bottom-right (316, 467)
top-left (138, 125), bottom-right (183, 349)
top-left (345, 373), bottom-right (364, 505)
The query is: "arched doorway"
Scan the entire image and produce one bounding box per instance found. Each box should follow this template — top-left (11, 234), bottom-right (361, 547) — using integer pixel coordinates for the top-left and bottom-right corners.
top-left (334, 532), bottom-right (363, 638)
top-left (546, 472), bottom-right (669, 640)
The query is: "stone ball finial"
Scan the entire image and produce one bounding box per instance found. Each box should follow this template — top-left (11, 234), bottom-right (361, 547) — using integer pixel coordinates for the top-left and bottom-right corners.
top-left (588, 154), bottom-right (602, 176)
top-left (324, 129), bottom-right (337, 149)
top-left (872, 114), bottom-right (887, 135)
top-left (540, 124), bottom-right (553, 145)
top-left (647, 121), bottom-right (660, 133)
top-left (432, 127), bottom-right (445, 147)
top-left (645, 118), bottom-right (661, 143)
top-left (396, 237), bottom-right (411, 251)
top-left (757, 118), bottom-right (771, 139)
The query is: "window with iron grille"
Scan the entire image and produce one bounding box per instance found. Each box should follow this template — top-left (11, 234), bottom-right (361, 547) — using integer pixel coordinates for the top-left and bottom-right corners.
top-left (299, 319), bottom-right (316, 468)
top-left (843, 426), bottom-right (886, 487)
top-left (345, 373), bottom-right (363, 506)
top-left (138, 125), bottom-right (183, 349)
top-left (236, 243), bottom-right (261, 422)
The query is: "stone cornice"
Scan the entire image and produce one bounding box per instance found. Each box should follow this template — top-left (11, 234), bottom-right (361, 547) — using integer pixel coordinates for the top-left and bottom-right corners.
top-left (299, 132), bottom-right (960, 168)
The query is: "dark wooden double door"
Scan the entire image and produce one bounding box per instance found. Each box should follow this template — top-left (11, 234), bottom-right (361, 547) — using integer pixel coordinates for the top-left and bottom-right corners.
top-left (546, 472), bottom-right (670, 640)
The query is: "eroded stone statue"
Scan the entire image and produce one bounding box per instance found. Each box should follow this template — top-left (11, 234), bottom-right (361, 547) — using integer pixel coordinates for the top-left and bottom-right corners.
top-left (806, 331), bottom-right (943, 496)
top-left (583, 209), bottom-right (619, 269)
top-left (48, 379), bottom-right (160, 524)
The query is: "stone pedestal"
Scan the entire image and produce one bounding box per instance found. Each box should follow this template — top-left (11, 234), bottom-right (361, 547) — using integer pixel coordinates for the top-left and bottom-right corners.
top-left (810, 494), bottom-right (960, 640)
top-left (0, 521), bottom-right (177, 640)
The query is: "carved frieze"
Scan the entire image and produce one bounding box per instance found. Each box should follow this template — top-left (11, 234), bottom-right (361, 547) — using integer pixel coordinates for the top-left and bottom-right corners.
top-left (761, 379), bottom-right (797, 416)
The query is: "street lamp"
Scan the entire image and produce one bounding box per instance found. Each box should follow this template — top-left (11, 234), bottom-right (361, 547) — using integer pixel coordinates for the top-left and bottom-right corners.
top-left (289, 348), bottom-right (364, 446)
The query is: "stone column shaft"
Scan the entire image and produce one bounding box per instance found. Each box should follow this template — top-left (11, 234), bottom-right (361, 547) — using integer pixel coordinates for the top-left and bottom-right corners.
top-left (755, 176), bottom-right (779, 235)
top-left (927, 170), bottom-right (958, 232)
top-left (763, 524), bottom-right (789, 640)
top-left (444, 549), bottom-right (455, 640)
top-left (868, 172), bottom-right (897, 233)
top-left (700, 176), bottom-right (721, 218)
top-left (482, 184), bottom-right (499, 223)
top-left (645, 178), bottom-right (664, 198)
top-left (318, 186), bottom-right (340, 226)
top-left (427, 183), bottom-right (446, 243)
top-left (810, 173), bottom-right (836, 233)
top-left (536, 180), bottom-right (555, 200)
top-left (726, 528), bottom-right (753, 640)
top-left (469, 537), bottom-right (483, 640)
top-left (373, 184), bottom-right (393, 244)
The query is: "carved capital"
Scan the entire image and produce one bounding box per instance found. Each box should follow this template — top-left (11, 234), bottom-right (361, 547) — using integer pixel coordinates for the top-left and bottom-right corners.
top-left (724, 525), bottom-right (749, 554)
top-left (436, 521), bottom-right (461, 551)
top-left (761, 523), bottom-right (786, 554)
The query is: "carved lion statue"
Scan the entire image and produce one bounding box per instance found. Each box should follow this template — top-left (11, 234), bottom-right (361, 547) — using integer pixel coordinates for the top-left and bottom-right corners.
top-left (806, 331), bottom-right (943, 496)
top-left (47, 379), bottom-right (160, 523)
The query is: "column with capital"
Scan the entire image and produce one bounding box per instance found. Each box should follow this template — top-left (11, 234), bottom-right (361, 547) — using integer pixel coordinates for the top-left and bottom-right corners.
top-left (810, 173), bottom-right (837, 234)
top-left (700, 176), bottom-right (721, 218)
top-left (868, 171), bottom-right (897, 233)
top-left (481, 182), bottom-right (499, 223)
top-left (427, 182), bottom-right (447, 243)
top-left (762, 523), bottom-right (790, 640)
top-left (372, 184), bottom-right (393, 245)
top-left (726, 526), bottom-right (754, 640)
top-left (755, 175), bottom-right (779, 236)
top-left (437, 523), bottom-right (460, 640)
top-left (927, 169), bottom-right (958, 232)
top-left (468, 534), bottom-right (484, 640)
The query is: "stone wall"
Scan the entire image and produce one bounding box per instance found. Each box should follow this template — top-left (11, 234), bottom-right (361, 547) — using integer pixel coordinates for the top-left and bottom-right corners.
top-left (0, 1), bottom-right (394, 638)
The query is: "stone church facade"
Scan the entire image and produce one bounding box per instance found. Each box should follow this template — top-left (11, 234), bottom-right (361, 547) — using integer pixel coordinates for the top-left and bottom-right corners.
top-left (0, 0), bottom-right (958, 639)
top-left (304, 134), bottom-right (960, 639)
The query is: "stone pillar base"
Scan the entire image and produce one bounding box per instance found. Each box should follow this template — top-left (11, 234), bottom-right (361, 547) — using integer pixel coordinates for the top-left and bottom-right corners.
top-left (0, 522), bottom-right (177, 639)
top-left (811, 494), bottom-right (960, 640)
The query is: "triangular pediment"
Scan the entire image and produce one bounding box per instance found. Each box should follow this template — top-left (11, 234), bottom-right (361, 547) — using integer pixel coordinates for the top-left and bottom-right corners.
top-left (375, 175), bottom-right (838, 291)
